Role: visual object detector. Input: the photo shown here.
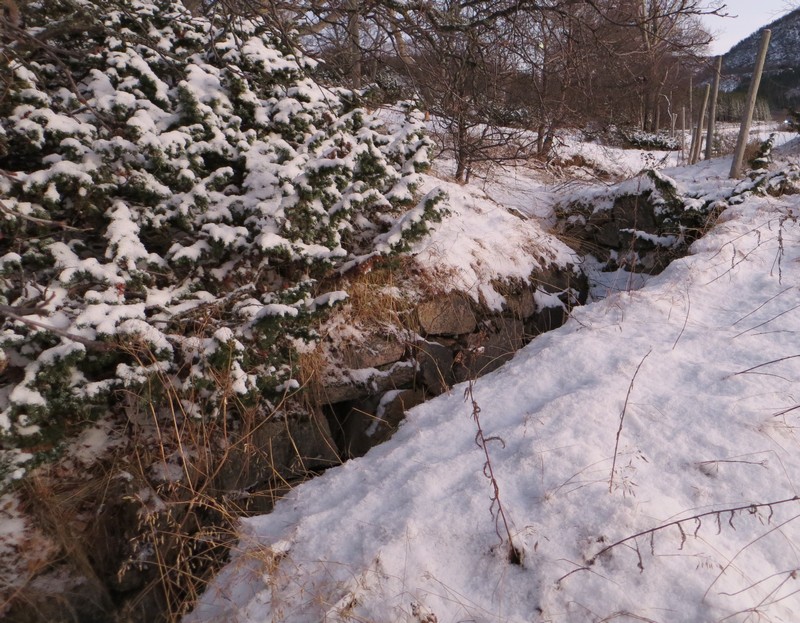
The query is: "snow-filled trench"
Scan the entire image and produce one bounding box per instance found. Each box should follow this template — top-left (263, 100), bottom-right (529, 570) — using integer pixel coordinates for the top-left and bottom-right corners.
top-left (187, 188), bottom-right (800, 622)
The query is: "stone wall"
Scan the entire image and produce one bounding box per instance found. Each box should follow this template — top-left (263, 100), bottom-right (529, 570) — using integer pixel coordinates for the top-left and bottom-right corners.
top-left (317, 264), bottom-right (587, 459)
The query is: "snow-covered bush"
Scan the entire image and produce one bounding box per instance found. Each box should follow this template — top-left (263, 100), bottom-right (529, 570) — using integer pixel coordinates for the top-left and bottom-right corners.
top-left (621, 129), bottom-right (680, 151)
top-left (0, 0), bottom-right (445, 480)
top-left (750, 132), bottom-right (777, 170)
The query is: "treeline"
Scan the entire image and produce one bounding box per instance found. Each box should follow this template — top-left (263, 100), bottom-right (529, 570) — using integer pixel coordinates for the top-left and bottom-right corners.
top-left (189, 0), bottom-right (724, 181)
top-left (727, 67), bottom-right (800, 116)
top-left (715, 92), bottom-right (773, 123)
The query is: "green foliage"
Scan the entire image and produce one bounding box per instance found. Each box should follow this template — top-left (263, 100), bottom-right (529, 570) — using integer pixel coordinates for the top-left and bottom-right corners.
top-left (750, 133), bottom-right (777, 170)
top-left (0, 0), bottom-right (443, 484)
top-left (621, 130), bottom-right (679, 151)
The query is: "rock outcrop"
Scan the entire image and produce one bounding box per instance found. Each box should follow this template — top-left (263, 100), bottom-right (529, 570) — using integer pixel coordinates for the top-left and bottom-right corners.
top-left (556, 169), bottom-right (716, 274)
top-left (318, 262), bottom-right (587, 460)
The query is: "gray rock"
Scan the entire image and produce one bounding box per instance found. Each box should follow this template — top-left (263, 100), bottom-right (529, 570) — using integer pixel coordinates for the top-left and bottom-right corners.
top-left (454, 318), bottom-right (524, 381)
top-left (416, 292), bottom-right (477, 335)
top-left (340, 388), bottom-right (427, 458)
top-left (526, 305), bottom-right (568, 336)
top-left (505, 288), bottom-right (536, 319)
top-left (340, 335), bottom-right (406, 370)
top-left (320, 361), bottom-right (416, 404)
top-left (414, 340), bottom-right (454, 395)
top-left (591, 218), bottom-right (621, 247)
top-left (212, 404), bottom-right (340, 493)
top-left (531, 263), bottom-right (589, 303)
top-left (3, 571), bottom-right (113, 623)
top-left (611, 193), bottom-right (658, 233)
top-left (378, 388), bottom-right (427, 431)
top-left (555, 172), bottom-right (690, 277)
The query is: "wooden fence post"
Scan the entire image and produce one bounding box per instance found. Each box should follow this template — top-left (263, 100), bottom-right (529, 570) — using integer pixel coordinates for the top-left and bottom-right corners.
top-left (690, 84), bottom-right (710, 164)
top-left (705, 55), bottom-right (722, 160)
top-left (730, 29), bottom-right (772, 178)
top-left (681, 106), bottom-right (686, 164)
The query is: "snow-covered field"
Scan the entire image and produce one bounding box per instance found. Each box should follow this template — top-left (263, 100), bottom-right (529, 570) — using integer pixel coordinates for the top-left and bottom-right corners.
top-left (187, 136), bottom-right (800, 623)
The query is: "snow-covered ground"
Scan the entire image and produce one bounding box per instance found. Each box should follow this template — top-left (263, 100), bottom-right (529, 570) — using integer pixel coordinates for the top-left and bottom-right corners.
top-left (187, 138), bottom-right (800, 622)
top-left (403, 174), bottom-right (581, 311)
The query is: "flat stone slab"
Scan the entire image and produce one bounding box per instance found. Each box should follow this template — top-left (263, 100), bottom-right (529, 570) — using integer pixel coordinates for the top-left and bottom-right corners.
top-left (416, 292), bottom-right (476, 336)
top-left (341, 335), bottom-right (406, 370)
top-left (320, 361), bottom-right (416, 404)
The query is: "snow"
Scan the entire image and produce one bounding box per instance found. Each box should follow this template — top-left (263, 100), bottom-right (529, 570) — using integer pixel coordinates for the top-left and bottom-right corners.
top-left (7, 385), bottom-right (46, 408)
top-left (105, 201), bottom-right (152, 269)
top-left (403, 180), bottom-right (580, 311)
top-left (66, 417), bottom-right (125, 467)
top-left (312, 291), bottom-right (349, 308)
top-left (3, 6), bottom-right (799, 613)
top-left (75, 302), bottom-right (146, 336)
top-left (188, 146), bottom-right (800, 622)
top-left (117, 318), bottom-right (173, 354)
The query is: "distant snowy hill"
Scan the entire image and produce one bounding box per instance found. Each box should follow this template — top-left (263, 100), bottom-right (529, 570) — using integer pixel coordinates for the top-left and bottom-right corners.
top-left (721, 8), bottom-right (800, 108)
top-left (723, 8), bottom-right (800, 73)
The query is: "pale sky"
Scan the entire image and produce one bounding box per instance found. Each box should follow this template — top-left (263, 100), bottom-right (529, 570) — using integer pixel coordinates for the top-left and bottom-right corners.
top-left (702, 0), bottom-right (797, 54)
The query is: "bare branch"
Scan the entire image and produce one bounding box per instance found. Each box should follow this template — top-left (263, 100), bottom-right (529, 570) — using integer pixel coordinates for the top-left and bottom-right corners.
top-left (609, 348), bottom-right (652, 493)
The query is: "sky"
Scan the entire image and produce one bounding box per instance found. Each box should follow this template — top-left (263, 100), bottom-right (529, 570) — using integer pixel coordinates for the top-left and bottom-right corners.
top-left (703, 0), bottom-right (797, 54)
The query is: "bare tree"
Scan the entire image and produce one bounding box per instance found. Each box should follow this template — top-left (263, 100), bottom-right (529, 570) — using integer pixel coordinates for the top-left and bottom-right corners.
top-left (189, 0), bottom-right (727, 174)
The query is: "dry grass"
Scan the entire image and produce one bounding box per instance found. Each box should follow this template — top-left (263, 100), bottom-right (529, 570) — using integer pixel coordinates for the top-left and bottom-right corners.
top-left (2, 327), bottom-right (337, 622)
top-left (4, 252), bottom-right (527, 622)
top-left (334, 257), bottom-right (420, 328)
top-left (743, 138), bottom-right (765, 168)
top-left (1, 475), bottom-right (104, 621)
top-left (711, 130), bottom-right (738, 157)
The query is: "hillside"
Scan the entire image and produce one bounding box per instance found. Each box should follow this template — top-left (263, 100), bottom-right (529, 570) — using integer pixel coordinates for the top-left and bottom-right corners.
top-left (723, 8), bottom-right (800, 73)
top-left (722, 8), bottom-right (800, 109)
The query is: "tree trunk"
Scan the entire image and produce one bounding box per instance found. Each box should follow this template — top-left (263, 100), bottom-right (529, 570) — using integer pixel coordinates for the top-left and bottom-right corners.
top-left (690, 84), bottom-right (710, 164)
top-left (454, 115), bottom-right (469, 183)
top-left (654, 99), bottom-right (661, 134)
top-left (346, 0), bottom-right (361, 89)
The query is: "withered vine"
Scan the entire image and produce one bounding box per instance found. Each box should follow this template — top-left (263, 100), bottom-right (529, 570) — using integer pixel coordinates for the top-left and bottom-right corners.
top-left (557, 495), bottom-right (800, 585)
top-left (464, 371), bottom-right (522, 566)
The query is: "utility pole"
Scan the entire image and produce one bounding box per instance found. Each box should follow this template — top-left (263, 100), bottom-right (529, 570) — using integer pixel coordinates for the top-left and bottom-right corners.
top-left (730, 29), bottom-right (772, 178)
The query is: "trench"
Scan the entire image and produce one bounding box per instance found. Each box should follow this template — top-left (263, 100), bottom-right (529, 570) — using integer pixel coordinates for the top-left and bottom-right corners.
top-left (10, 163), bottom-right (769, 623)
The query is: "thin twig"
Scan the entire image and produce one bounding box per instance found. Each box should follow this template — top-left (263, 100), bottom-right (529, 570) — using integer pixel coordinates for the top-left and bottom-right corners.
top-left (732, 354), bottom-right (800, 377)
top-left (772, 404), bottom-right (800, 418)
top-left (556, 496), bottom-right (800, 586)
top-left (704, 511), bottom-right (800, 600)
top-left (732, 287), bottom-right (792, 326)
top-left (672, 291), bottom-right (690, 350)
top-left (0, 198), bottom-right (88, 231)
top-left (596, 498), bottom-right (798, 565)
top-left (733, 302), bottom-right (800, 339)
top-left (0, 304), bottom-right (47, 318)
top-left (609, 348), bottom-right (652, 493)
